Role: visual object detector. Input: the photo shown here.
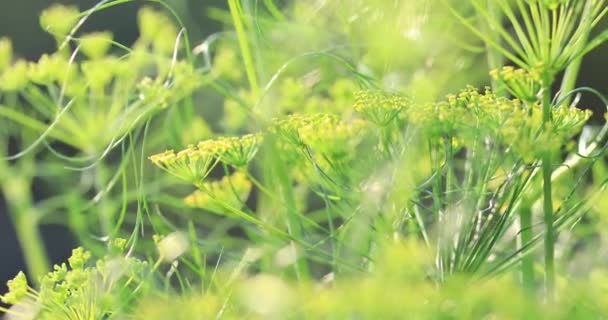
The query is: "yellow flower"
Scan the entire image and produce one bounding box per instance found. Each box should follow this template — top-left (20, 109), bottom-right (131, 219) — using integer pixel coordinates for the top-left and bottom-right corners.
top-left (354, 90), bottom-right (410, 126)
top-left (198, 134), bottom-right (263, 168)
top-left (149, 146), bottom-right (218, 184)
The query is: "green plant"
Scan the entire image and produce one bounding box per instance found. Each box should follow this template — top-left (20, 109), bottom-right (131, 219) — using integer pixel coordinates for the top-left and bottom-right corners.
top-left (446, 0), bottom-right (607, 296)
top-left (1, 0), bottom-right (608, 318)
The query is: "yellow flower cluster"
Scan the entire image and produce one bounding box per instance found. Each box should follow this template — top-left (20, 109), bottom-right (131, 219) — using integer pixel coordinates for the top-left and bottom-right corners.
top-left (150, 133), bottom-right (262, 185)
top-left (500, 104), bottom-right (592, 162)
top-left (198, 134), bottom-right (263, 168)
top-left (354, 90), bottom-right (411, 126)
top-left (271, 113), bottom-right (367, 158)
top-left (490, 66), bottom-right (542, 103)
top-left (269, 113), bottom-right (369, 188)
top-left (149, 146), bottom-right (218, 184)
top-left (271, 114), bottom-right (337, 148)
top-left (401, 86), bottom-right (592, 161)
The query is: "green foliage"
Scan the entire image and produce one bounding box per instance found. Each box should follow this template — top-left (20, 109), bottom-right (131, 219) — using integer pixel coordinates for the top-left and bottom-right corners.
top-left (1, 0), bottom-right (608, 318)
top-left (450, 0), bottom-right (607, 77)
top-left (1, 6), bottom-right (202, 154)
top-left (129, 241), bottom-right (608, 319)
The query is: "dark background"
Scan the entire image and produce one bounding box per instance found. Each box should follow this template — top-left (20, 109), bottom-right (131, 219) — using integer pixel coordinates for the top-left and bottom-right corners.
top-left (0, 0), bottom-right (607, 298)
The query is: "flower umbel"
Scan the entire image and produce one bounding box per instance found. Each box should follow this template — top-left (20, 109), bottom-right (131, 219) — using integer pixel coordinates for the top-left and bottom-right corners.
top-left (199, 134), bottom-right (263, 168)
top-left (490, 66), bottom-right (542, 103)
top-left (0, 272), bottom-right (28, 305)
top-left (149, 146), bottom-right (218, 184)
top-left (354, 90), bottom-right (410, 126)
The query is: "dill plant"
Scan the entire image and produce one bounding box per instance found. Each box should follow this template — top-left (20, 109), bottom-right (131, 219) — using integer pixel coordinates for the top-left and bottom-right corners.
top-left (0, 0), bottom-right (608, 318)
top-left (447, 0), bottom-right (608, 296)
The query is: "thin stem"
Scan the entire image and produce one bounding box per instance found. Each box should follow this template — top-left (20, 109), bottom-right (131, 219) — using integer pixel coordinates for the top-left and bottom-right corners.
top-left (558, 1), bottom-right (597, 106)
top-left (442, 0), bottom-right (528, 67)
top-left (228, 0), bottom-right (260, 100)
top-left (542, 153), bottom-right (555, 298)
top-left (264, 0), bottom-right (286, 21)
top-left (247, 171), bottom-right (326, 232)
top-left (265, 145), bottom-right (310, 280)
top-left (558, 58), bottom-right (583, 106)
top-left (187, 220), bottom-right (205, 294)
top-left (519, 203), bottom-right (535, 290)
top-left (485, 0), bottom-right (504, 92)
top-left (95, 162), bottom-right (113, 237)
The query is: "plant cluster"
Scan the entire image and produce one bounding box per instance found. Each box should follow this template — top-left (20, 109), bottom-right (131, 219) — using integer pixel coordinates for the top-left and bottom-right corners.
top-left (1, 0), bottom-right (607, 318)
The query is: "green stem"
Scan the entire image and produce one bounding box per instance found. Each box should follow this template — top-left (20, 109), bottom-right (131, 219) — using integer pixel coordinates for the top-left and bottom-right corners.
top-left (0, 105), bottom-right (79, 148)
top-left (542, 153), bottom-right (555, 298)
top-left (13, 212), bottom-right (48, 284)
top-left (484, 0), bottom-right (504, 93)
top-left (519, 204), bottom-right (535, 290)
top-left (274, 159), bottom-right (310, 280)
top-left (558, 1), bottom-right (597, 107)
top-left (64, 192), bottom-right (105, 256)
top-left (263, 0), bottom-right (286, 21)
top-left (187, 220), bottom-right (205, 293)
top-left (261, 139), bottom-right (310, 280)
top-left (228, 0), bottom-right (260, 100)
top-left (445, 135), bottom-right (455, 204)
top-left (2, 176), bottom-right (50, 284)
top-left (95, 162), bottom-right (113, 237)
top-left (558, 57), bottom-right (583, 107)
top-left (541, 76), bottom-right (555, 299)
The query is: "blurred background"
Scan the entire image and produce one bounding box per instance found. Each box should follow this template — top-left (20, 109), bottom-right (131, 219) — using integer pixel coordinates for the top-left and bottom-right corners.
top-left (0, 0), bottom-right (606, 296)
